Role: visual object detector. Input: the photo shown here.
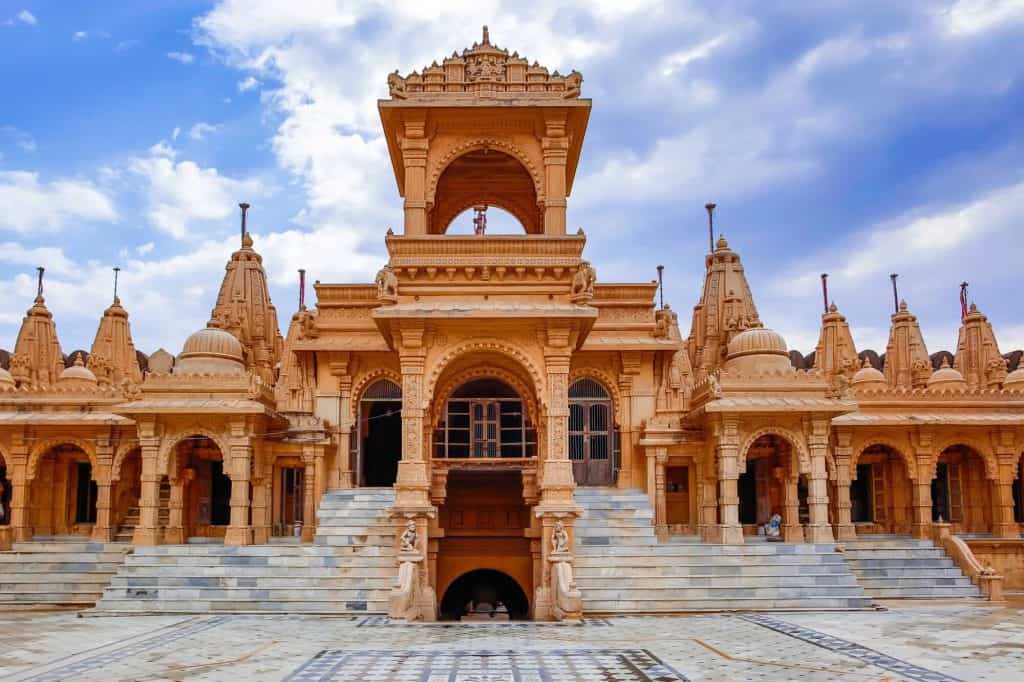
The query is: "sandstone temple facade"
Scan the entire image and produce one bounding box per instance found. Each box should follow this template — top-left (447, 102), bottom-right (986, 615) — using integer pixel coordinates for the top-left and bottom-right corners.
top-left (1, 30), bottom-right (1022, 619)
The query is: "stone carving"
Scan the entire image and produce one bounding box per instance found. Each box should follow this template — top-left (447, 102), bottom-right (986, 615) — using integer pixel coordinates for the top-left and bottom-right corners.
top-left (570, 261), bottom-right (596, 302)
top-left (400, 518), bottom-right (418, 553)
top-left (551, 519), bottom-right (570, 554)
top-left (375, 266), bottom-right (398, 301)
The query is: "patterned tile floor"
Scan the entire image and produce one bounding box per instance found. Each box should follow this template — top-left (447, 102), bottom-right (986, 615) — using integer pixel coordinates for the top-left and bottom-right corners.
top-left (0, 606), bottom-right (1021, 681)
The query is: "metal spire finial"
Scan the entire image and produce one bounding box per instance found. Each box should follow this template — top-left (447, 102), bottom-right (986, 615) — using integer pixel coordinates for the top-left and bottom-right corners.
top-left (482, 25), bottom-right (490, 45)
top-left (705, 203), bottom-right (716, 253)
top-left (298, 269), bottom-right (306, 310)
top-left (657, 264), bottom-right (665, 310)
top-left (36, 266), bottom-right (44, 300)
top-left (890, 273), bottom-right (899, 314)
top-left (113, 267), bottom-right (121, 304)
top-left (239, 202), bottom-right (250, 245)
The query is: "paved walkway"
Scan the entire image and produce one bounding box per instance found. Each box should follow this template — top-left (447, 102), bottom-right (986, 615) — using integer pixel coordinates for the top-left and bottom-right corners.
top-left (0, 606), bottom-right (1021, 680)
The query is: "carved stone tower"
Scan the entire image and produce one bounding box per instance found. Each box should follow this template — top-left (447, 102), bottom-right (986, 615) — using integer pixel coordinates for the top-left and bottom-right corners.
top-left (380, 26), bottom-right (590, 235)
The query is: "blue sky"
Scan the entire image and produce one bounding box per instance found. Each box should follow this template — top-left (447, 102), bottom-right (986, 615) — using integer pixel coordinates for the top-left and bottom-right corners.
top-left (2, 1), bottom-right (1023, 358)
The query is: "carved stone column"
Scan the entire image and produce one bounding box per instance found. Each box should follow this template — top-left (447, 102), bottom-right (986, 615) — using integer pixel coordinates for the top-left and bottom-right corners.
top-left (133, 421), bottom-right (162, 546)
top-left (805, 422), bottom-right (835, 543)
top-left (647, 447), bottom-right (669, 538)
top-left (301, 448), bottom-right (317, 542)
top-left (250, 473), bottom-right (271, 544)
top-left (164, 469), bottom-right (189, 545)
top-left (911, 448), bottom-right (935, 539)
top-left (832, 462), bottom-right (856, 542)
top-left (331, 360), bottom-right (354, 489)
top-left (9, 432), bottom-right (31, 542)
top-left (697, 456), bottom-right (718, 542)
top-left (225, 423), bottom-right (254, 546)
top-left (541, 116), bottom-right (569, 235)
top-left (992, 456), bottom-right (1019, 539)
top-left (401, 118), bottom-right (429, 235)
top-left (616, 373), bottom-right (635, 488)
top-left (91, 438), bottom-right (115, 541)
top-left (780, 469), bottom-right (803, 543)
top-left (714, 418), bottom-right (744, 544)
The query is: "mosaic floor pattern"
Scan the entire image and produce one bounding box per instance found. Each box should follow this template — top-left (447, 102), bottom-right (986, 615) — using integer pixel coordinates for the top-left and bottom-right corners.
top-left (0, 606), bottom-right (1021, 681)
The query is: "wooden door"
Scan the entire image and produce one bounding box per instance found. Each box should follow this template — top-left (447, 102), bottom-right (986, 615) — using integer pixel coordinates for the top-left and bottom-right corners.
top-left (569, 401), bottom-right (613, 485)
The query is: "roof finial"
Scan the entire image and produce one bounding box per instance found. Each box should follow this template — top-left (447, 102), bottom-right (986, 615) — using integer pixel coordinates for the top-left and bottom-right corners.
top-left (820, 273), bottom-right (829, 314)
top-left (112, 266), bottom-right (121, 304)
top-left (657, 264), bottom-right (665, 310)
top-left (890, 273), bottom-right (899, 314)
top-left (705, 203), bottom-right (716, 254)
top-left (36, 266), bottom-right (44, 302)
top-left (959, 281), bottom-right (969, 321)
top-left (298, 269), bottom-right (306, 311)
top-left (482, 25), bottom-right (490, 45)
top-left (239, 202), bottom-right (250, 247)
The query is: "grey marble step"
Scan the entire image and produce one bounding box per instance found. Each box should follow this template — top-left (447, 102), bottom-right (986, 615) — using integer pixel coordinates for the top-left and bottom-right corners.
top-left (583, 596), bottom-right (872, 612)
top-left (840, 536), bottom-right (982, 599)
top-left (575, 563), bottom-right (854, 577)
top-left (0, 540), bottom-right (131, 607)
top-left (90, 598), bottom-right (388, 614)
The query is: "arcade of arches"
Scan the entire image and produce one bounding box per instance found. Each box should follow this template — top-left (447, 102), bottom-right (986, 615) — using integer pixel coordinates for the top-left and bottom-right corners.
top-left (1, 27), bottom-right (1023, 621)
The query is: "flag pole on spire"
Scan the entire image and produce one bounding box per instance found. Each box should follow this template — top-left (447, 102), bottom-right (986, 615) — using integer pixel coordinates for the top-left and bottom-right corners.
top-left (657, 264), bottom-right (664, 310)
top-left (36, 266), bottom-right (44, 300)
top-left (298, 269), bottom-right (306, 310)
top-left (113, 267), bottom-right (121, 303)
top-left (890, 273), bottom-right (899, 313)
top-left (820, 273), bottom-right (829, 314)
top-left (705, 203), bottom-right (716, 253)
top-left (960, 281), bottom-right (969, 321)
top-left (239, 202), bottom-right (250, 245)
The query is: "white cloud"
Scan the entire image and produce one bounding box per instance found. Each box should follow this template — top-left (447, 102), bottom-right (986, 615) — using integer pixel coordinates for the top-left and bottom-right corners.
top-left (129, 146), bottom-right (264, 239)
top-left (0, 241), bottom-right (77, 275)
top-left (115, 39), bottom-right (140, 53)
top-left (0, 126), bottom-right (36, 152)
top-left (188, 122), bottom-right (221, 141)
top-left (171, 126), bottom-right (181, 141)
top-left (16, 10), bottom-right (36, 26)
top-left (237, 76), bottom-right (260, 91)
top-left (136, 242), bottom-right (155, 255)
top-left (660, 34), bottom-right (728, 76)
top-left (0, 171), bottom-right (118, 234)
top-left (944, 0), bottom-right (1024, 35)
top-left (166, 51), bottom-right (195, 64)
top-left (73, 30), bottom-right (88, 41)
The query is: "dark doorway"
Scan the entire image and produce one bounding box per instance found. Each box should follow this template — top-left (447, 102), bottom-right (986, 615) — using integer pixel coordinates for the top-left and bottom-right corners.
top-left (932, 462), bottom-right (950, 522)
top-left (850, 464), bottom-right (873, 523)
top-left (363, 401), bottom-right (402, 486)
top-left (568, 379), bottom-right (616, 486)
top-left (210, 460), bottom-right (231, 526)
top-left (0, 464), bottom-right (11, 526)
top-left (440, 569), bottom-right (530, 621)
top-left (738, 459), bottom-right (757, 525)
top-left (74, 462), bottom-right (98, 524)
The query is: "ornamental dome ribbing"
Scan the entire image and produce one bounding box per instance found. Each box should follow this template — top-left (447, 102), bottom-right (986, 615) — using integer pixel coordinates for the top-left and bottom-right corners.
top-left (724, 327), bottom-right (791, 373)
top-left (58, 356), bottom-right (98, 384)
top-left (1004, 366), bottom-right (1024, 391)
top-left (174, 325), bottom-right (245, 375)
top-left (927, 358), bottom-right (967, 390)
top-left (851, 359), bottom-right (886, 390)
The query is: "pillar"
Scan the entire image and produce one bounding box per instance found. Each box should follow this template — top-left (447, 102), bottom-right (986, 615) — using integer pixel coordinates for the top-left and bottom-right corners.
top-left (832, 458), bottom-right (857, 541)
top-left (647, 447), bottom-right (669, 538)
top-left (697, 458), bottom-right (718, 541)
top-left (91, 482), bottom-right (113, 541)
top-left (401, 118), bottom-right (428, 235)
top-left (132, 428), bottom-right (162, 546)
top-left (911, 453), bottom-right (934, 539)
top-left (9, 433), bottom-right (30, 541)
top-left (333, 368), bottom-right (354, 489)
top-left (164, 475), bottom-right (187, 544)
top-left (781, 473), bottom-right (803, 542)
top-left (541, 115), bottom-right (568, 235)
top-left (302, 457), bottom-right (316, 542)
top-left (992, 459), bottom-right (1019, 539)
top-left (251, 472), bottom-right (271, 544)
top-left (805, 425), bottom-right (835, 543)
top-left (224, 426), bottom-right (254, 546)
top-left (715, 420), bottom-right (743, 544)
top-left (617, 374), bottom-right (635, 488)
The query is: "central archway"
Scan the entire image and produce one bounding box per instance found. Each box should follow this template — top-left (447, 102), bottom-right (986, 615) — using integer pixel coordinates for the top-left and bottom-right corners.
top-left (440, 568), bottom-right (530, 621)
top-left (429, 149), bottom-right (541, 234)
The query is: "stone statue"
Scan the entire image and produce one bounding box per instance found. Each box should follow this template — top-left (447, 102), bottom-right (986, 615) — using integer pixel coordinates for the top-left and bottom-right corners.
top-left (400, 518), bottom-right (418, 553)
top-left (387, 71), bottom-right (407, 99)
top-left (570, 261), bottom-right (596, 300)
top-left (765, 513), bottom-right (782, 539)
top-left (375, 266), bottom-right (398, 300)
top-left (551, 519), bottom-right (570, 554)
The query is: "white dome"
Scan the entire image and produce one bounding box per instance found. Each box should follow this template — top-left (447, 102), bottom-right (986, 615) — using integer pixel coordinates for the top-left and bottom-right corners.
top-left (58, 357), bottom-right (97, 385)
top-left (1004, 367), bottom-right (1024, 391)
top-left (175, 325), bottom-right (245, 375)
top-left (724, 327), bottom-right (791, 373)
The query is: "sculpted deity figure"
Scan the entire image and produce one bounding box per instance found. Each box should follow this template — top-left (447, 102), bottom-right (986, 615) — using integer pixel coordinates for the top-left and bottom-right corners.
top-left (400, 518), bottom-right (418, 553)
top-left (570, 261), bottom-right (596, 301)
top-left (375, 266), bottom-right (399, 300)
top-left (551, 519), bottom-right (570, 554)
top-left (765, 513), bottom-right (782, 539)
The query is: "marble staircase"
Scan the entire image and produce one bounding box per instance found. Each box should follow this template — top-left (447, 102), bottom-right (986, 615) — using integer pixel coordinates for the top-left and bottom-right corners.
top-left (573, 488), bottom-right (873, 613)
top-left (91, 488), bottom-right (397, 614)
top-left (0, 537), bottom-right (132, 608)
top-left (840, 536), bottom-right (982, 600)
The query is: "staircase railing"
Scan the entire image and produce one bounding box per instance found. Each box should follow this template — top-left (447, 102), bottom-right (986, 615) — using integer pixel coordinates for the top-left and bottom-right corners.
top-left (932, 522), bottom-right (1005, 601)
top-left (389, 558), bottom-right (420, 620)
top-left (550, 557), bottom-right (583, 621)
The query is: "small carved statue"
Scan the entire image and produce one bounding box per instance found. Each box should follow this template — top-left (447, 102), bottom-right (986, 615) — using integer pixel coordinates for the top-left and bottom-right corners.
top-left (400, 518), bottom-right (418, 553)
top-left (706, 372), bottom-right (722, 398)
top-left (570, 261), bottom-right (596, 299)
top-left (829, 372), bottom-right (853, 399)
top-left (551, 519), bottom-right (570, 554)
top-left (375, 266), bottom-right (399, 300)
top-left (764, 513), bottom-right (782, 538)
top-left (387, 71), bottom-right (407, 99)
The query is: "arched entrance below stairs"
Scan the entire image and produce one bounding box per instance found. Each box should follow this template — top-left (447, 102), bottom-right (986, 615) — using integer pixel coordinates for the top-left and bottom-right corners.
top-left (439, 569), bottom-right (530, 621)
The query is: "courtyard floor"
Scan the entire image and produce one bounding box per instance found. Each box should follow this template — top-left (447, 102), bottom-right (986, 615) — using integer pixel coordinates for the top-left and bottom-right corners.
top-left (0, 605), bottom-right (1021, 681)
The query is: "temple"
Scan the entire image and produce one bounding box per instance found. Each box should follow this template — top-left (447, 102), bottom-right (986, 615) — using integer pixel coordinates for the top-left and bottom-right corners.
top-left (1, 29), bottom-right (1022, 619)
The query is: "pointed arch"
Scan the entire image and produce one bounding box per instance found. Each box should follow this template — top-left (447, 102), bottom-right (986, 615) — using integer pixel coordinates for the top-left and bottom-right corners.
top-left (934, 437), bottom-right (998, 480)
top-left (27, 438), bottom-right (98, 480)
top-left (739, 427), bottom-right (810, 475)
top-left (851, 437), bottom-right (917, 481)
top-left (157, 429), bottom-right (230, 477)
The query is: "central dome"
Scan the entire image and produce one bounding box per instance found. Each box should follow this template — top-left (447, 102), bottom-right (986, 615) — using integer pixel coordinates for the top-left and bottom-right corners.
top-left (58, 357), bottom-right (98, 385)
top-left (175, 326), bottom-right (245, 375)
top-left (724, 327), bottom-right (791, 373)
top-left (927, 359), bottom-right (967, 390)
top-left (851, 360), bottom-right (886, 390)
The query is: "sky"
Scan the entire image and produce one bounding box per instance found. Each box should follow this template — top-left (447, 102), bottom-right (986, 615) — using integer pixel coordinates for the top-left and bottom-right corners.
top-left (1, 0), bottom-right (1023, 359)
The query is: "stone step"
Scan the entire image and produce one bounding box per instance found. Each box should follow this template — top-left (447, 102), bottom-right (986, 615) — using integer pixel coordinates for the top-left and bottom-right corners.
top-left (863, 586), bottom-right (982, 598)
top-left (575, 563), bottom-right (854, 577)
top-left (842, 548), bottom-right (948, 559)
top-left (846, 558), bottom-right (956, 569)
top-left (0, 592), bottom-right (104, 604)
top-left (101, 585), bottom-right (392, 600)
top-left (10, 542), bottom-right (132, 553)
top-left (851, 567), bottom-right (966, 579)
top-left (581, 584), bottom-right (868, 600)
top-left (854, 577), bottom-right (975, 589)
top-left (579, 575), bottom-right (860, 589)
top-left (575, 543), bottom-right (844, 556)
top-left (582, 596), bottom-right (873, 612)
top-left (90, 598), bottom-right (389, 614)
top-left (110, 575), bottom-right (394, 588)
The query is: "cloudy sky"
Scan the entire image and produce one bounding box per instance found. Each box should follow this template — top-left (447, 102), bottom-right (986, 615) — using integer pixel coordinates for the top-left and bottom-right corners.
top-left (2, 1), bottom-right (1023, 358)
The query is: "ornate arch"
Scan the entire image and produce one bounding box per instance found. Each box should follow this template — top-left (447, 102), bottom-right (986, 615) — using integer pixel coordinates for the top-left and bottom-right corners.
top-left (426, 138), bottom-right (545, 210)
top-left (431, 192), bottom-right (539, 235)
top-left (350, 368), bottom-right (403, 420)
top-left (111, 441), bottom-right (142, 483)
top-left (157, 429), bottom-right (230, 478)
top-left (934, 436), bottom-right (999, 480)
top-left (851, 437), bottom-right (917, 481)
top-left (738, 426), bottom-right (811, 475)
top-left (430, 365), bottom-right (541, 427)
top-left (568, 368), bottom-right (623, 425)
top-left (27, 438), bottom-right (98, 480)
top-left (426, 339), bottom-right (545, 411)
